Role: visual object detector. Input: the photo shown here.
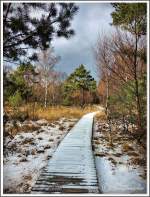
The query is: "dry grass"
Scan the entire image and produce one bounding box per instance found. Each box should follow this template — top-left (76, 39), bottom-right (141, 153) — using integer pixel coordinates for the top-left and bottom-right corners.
top-left (5, 123), bottom-right (41, 136)
top-left (95, 109), bottom-right (106, 120)
top-left (122, 143), bottom-right (134, 152)
top-left (130, 157), bottom-right (146, 166)
top-left (33, 105), bottom-right (98, 121)
top-left (21, 124), bottom-right (41, 132)
top-left (94, 140), bottom-right (101, 145)
top-left (5, 105), bottom-right (99, 122)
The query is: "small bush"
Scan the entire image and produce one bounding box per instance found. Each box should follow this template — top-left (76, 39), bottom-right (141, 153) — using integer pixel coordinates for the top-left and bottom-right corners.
top-left (21, 124), bottom-right (40, 132)
top-left (8, 91), bottom-right (22, 109)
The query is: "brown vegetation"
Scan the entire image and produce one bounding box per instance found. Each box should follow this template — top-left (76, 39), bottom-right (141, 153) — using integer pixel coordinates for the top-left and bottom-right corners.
top-left (5, 105), bottom-right (98, 122)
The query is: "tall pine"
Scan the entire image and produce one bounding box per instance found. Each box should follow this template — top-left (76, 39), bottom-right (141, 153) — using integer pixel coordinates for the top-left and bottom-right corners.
top-left (64, 64), bottom-right (96, 107)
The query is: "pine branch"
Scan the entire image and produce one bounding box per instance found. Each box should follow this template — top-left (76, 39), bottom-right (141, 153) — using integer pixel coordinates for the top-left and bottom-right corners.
top-left (4, 3), bottom-right (11, 29)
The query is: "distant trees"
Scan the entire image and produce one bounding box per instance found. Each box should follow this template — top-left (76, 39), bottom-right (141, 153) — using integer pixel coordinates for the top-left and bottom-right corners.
top-left (47, 71), bottom-right (67, 105)
top-left (3, 63), bottom-right (39, 120)
top-left (64, 65), bottom-right (97, 107)
top-left (95, 3), bottom-right (147, 135)
top-left (3, 3), bottom-right (79, 62)
top-left (4, 63), bottom-right (37, 104)
top-left (33, 71), bottom-right (66, 106)
top-left (4, 64), bottom-right (97, 110)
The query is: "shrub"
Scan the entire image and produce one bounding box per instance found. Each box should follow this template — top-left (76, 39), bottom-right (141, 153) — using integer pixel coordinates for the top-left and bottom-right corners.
top-left (8, 91), bottom-right (22, 109)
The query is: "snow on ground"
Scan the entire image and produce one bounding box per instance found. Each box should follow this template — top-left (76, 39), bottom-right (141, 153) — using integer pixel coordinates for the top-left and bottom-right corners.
top-left (93, 120), bottom-right (147, 194)
top-left (3, 117), bottom-right (77, 194)
top-left (96, 157), bottom-right (146, 194)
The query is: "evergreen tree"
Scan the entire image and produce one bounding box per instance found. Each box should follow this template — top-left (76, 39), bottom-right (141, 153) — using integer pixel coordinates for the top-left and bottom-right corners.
top-left (3, 3), bottom-right (79, 62)
top-left (5, 63), bottom-right (38, 104)
top-left (111, 3), bottom-right (146, 36)
top-left (64, 65), bottom-right (97, 107)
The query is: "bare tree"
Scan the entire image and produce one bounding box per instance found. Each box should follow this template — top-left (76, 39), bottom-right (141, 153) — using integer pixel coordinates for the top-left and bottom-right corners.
top-left (48, 71), bottom-right (64, 105)
top-left (95, 29), bottom-right (146, 133)
top-left (111, 30), bottom-right (146, 133)
top-left (37, 47), bottom-right (60, 107)
top-left (95, 34), bottom-right (113, 119)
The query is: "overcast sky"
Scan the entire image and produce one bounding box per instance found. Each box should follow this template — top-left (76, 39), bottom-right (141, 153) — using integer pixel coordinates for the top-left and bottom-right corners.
top-left (52, 3), bottom-right (114, 81)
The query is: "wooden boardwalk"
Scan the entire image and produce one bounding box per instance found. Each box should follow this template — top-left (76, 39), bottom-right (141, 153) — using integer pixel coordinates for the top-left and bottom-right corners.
top-left (31, 112), bottom-right (99, 194)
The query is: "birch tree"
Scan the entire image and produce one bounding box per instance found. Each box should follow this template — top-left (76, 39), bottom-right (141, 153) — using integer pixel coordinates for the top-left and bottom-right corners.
top-left (95, 35), bottom-right (113, 120)
top-left (38, 47), bottom-right (60, 107)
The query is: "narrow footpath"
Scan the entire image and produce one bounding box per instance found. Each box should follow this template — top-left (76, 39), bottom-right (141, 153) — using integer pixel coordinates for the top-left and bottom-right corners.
top-left (31, 112), bottom-right (99, 194)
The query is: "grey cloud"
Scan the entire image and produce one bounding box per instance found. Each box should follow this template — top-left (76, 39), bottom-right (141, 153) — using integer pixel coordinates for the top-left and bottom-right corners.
top-left (52, 3), bottom-right (114, 81)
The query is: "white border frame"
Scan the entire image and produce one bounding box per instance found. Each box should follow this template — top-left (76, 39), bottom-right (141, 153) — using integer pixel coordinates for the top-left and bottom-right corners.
top-left (1, 1), bottom-right (149, 196)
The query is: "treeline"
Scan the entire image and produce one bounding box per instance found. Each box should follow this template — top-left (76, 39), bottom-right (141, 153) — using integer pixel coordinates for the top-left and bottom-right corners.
top-left (96, 3), bottom-right (147, 138)
top-left (4, 63), bottom-right (98, 109)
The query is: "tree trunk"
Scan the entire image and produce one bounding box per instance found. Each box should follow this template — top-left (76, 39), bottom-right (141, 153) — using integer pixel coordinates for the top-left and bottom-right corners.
top-left (122, 115), bottom-right (126, 133)
top-left (133, 21), bottom-right (143, 133)
top-left (108, 118), bottom-right (113, 146)
top-left (4, 3), bottom-right (11, 31)
top-left (44, 80), bottom-right (48, 108)
top-left (105, 74), bottom-right (109, 120)
top-left (81, 88), bottom-right (84, 108)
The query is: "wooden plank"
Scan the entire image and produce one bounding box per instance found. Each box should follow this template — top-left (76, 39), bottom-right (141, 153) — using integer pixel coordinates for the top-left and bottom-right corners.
top-left (31, 112), bottom-right (99, 194)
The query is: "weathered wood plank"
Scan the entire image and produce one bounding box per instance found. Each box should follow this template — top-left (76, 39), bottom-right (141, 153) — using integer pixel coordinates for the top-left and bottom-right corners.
top-left (31, 112), bottom-right (99, 194)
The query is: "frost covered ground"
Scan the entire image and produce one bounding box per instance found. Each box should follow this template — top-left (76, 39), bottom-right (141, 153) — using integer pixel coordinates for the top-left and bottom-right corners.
top-left (3, 113), bottom-right (147, 194)
top-left (93, 120), bottom-right (147, 194)
top-left (3, 117), bottom-right (77, 194)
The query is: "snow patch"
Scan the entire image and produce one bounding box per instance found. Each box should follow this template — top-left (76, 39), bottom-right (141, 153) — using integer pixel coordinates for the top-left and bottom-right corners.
top-left (3, 117), bottom-right (77, 194)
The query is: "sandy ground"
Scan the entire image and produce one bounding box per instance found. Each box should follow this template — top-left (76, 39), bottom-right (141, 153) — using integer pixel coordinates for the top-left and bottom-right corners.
top-left (3, 117), bottom-right (78, 194)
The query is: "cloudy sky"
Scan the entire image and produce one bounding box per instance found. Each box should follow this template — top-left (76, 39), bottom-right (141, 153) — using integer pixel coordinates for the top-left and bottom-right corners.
top-left (52, 3), bottom-right (114, 81)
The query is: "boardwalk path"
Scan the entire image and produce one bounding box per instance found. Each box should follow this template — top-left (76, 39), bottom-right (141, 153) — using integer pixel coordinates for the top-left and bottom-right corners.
top-left (32, 112), bottom-right (99, 194)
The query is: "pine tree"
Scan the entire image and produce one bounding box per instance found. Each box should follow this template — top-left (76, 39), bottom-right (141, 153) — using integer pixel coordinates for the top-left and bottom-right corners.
top-left (64, 64), bottom-right (97, 107)
top-left (3, 3), bottom-right (79, 62)
top-left (6, 63), bottom-right (38, 103)
top-left (111, 3), bottom-right (146, 36)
